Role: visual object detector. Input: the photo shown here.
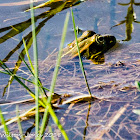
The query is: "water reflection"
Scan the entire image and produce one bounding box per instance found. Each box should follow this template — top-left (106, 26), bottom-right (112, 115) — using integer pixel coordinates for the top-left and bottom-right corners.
top-left (0, 0), bottom-right (83, 95)
top-left (0, 0), bottom-right (139, 95)
top-left (93, 15), bottom-right (99, 33)
top-left (110, 0), bottom-right (116, 27)
top-left (83, 102), bottom-right (91, 140)
top-left (112, 0), bottom-right (140, 41)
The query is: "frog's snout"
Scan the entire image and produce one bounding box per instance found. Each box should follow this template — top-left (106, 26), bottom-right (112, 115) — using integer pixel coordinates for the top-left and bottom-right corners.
top-left (108, 35), bottom-right (116, 47)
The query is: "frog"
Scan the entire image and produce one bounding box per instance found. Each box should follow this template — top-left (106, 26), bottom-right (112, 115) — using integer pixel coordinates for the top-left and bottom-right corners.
top-left (62, 30), bottom-right (116, 64)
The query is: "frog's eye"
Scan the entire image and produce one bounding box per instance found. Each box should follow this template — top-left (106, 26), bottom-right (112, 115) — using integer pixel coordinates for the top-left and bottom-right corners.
top-left (98, 36), bottom-right (104, 42)
top-left (96, 36), bottom-right (104, 44)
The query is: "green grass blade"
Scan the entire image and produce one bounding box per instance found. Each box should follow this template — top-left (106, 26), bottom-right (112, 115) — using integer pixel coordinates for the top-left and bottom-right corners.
top-left (23, 38), bottom-right (48, 95)
top-left (23, 38), bottom-right (34, 73)
top-left (48, 125), bottom-right (55, 140)
top-left (47, 104), bottom-right (68, 140)
top-left (19, 53), bottom-right (34, 76)
top-left (39, 103), bottom-right (69, 140)
top-left (0, 70), bottom-right (9, 75)
top-left (0, 106), bottom-right (36, 129)
top-left (18, 51), bottom-right (49, 95)
top-left (0, 60), bottom-right (34, 94)
top-left (0, 59), bottom-right (46, 108)
top-left (16, 105), bottom-right (24, 140)
top-left (30, 0), bottom-right (39, 137)
top-left (71, 8), bottom-right (92, 97)
top-left (0, 107), bottom-right (13, 140)
top-left (0, 68), bottom-right (41, 91)
top-left (38, 12), bottom-right (70, 140)
top-left (135, 81), bottom-right (140, 90)
top-left (48, 11), bottom-right (70, 103)
top-left (0, 60), bottom-right (12, 75)
top-left (13, 75), bottom-right (45, 107)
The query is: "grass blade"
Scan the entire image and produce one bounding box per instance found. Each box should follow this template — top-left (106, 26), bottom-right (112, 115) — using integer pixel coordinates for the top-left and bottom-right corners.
top-left (0, 106), bottom-right (36, 129)
top-left (48, 125), bottom-right (55, 140)
top-left (0, 107), bottom-right (13, 140)
top-left (38, 12), bottom-right (70, 140)
top-left (18, 51), bottom-right (49, 95)
top-left (71, 8), bottom-right (92, 97)
top-left (30, 0), bottom-right (39, 137)
top-left (48, 11), bottom-right (70, 103)
top-left (16, 105), bottom-right (24, 140)
top-left (23, 38), bottom-right (34, 74)
top-left (135, 81), bottom-right (140, 90)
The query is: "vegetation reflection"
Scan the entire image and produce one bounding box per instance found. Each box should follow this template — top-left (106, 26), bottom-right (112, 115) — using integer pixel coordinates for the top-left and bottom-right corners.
top-left (0, 0), bottom-right (83, 95)
top-left (112, 0), bottom-right (140, 41)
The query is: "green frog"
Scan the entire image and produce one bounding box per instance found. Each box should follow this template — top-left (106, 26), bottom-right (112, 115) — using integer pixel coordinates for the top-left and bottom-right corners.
top-left (62, 30), bottom-right (116, 64)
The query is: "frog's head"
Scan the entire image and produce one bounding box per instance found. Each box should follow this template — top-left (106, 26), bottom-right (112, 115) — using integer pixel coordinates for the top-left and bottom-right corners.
top-left (95, 34), bottom-right (116, 52)
top-left (88, 34), bottom-right (116, 64)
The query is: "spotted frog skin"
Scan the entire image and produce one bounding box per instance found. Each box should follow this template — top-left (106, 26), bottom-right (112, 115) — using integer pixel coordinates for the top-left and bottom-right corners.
top-left (62, 30), bottom-right (116, 64)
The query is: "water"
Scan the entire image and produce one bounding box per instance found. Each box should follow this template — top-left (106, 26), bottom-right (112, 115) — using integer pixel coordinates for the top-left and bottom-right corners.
top-left (0, 0), bottom-right (140, 139)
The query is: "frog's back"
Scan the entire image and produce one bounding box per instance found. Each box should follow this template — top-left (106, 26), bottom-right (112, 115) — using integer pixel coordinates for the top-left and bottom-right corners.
top-left (62, 30), bottom-right (96, 58)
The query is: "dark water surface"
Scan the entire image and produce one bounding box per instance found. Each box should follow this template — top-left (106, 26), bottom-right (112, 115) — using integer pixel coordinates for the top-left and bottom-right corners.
top-left (0, 0), bottom-right (140, 139)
